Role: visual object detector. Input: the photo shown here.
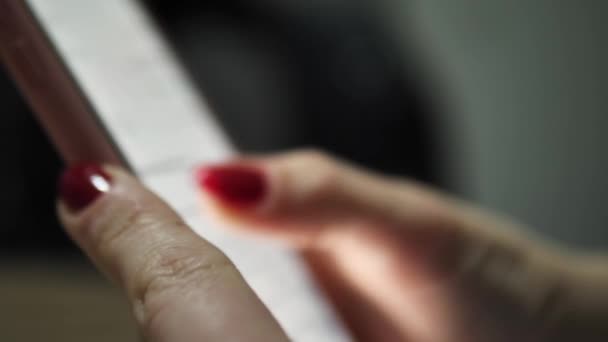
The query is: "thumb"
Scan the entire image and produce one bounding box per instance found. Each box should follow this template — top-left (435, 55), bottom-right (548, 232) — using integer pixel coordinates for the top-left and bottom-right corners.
top-left (57, 164), bottom-right (287, 342)
top-left (196, 150), bottom-right (586, 341)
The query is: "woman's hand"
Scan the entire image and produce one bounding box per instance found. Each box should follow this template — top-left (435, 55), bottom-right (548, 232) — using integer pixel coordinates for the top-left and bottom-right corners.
top-left (195, 151), bottom-right (608, 342)
top-left (57, 164), bottom-right (288, 341)
top-left (57, 151), bottom-right (608, 342)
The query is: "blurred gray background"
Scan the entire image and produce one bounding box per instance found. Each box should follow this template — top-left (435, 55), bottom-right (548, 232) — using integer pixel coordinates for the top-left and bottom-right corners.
top-left (384, 0), bottom-right (608, 249)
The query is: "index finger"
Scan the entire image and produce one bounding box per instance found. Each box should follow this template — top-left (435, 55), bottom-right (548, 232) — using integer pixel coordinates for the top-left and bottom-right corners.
top-left (57, 164), bottom-right (287, 342)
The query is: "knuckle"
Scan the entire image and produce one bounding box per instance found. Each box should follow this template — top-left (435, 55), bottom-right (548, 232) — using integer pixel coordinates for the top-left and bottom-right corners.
top-left (136, 248), bottom-right (234, 337)
top-left (291, 149), bottom-right (335, 168)
top-left (286, 149), bottom-right (341, 200)
top-left (133, 243), bottom-right (233, 322)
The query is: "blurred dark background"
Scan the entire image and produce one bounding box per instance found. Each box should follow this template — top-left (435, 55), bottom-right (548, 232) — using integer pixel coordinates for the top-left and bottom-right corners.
top-left (2, 1), bottom-right (608, 341)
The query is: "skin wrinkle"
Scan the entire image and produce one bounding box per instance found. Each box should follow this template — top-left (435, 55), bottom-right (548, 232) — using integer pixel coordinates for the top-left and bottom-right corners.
top-left (83, 195), bottom-right (236, 330)
top-left (138, 256), bottom-right (234, 341)
top-left (57, 195), bottom-right (143, 281)
top-left (136, 245), bottom-right (232, 309)
top-left (72, 195), bottom-right (140, 249)
top-left (435, 227), bottom-right (570, 341)
top-left (134, 243), bottom-right (202, 294)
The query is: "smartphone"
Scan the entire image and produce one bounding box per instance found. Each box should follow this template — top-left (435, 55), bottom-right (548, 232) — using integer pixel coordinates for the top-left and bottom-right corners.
top-left (0, 0), bottom-right (349, 340)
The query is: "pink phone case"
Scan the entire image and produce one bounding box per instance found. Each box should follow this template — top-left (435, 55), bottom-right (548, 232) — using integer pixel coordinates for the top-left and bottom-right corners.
top-left (0, 0), bottom-right (126, 166)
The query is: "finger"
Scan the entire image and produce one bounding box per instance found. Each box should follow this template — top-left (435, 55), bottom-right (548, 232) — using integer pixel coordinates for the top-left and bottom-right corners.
top-left (57, 164), bottom-right (287, 342)
top-left (195, 149), bottom-right (539, 255)
top-left (196, 150), bottom-right (573, 341)
top-left (195, 150), bottom-right (454, 243)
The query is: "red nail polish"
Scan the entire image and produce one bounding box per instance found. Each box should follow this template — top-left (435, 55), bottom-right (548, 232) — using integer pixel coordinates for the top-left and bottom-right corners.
top-left (59, 163), bottom-right (112, 212)
top-left (196, 164), bottom-right (267, 208)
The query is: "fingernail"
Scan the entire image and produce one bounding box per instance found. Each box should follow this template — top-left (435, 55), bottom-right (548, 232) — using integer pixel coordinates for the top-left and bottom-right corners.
top-left (196, 164), bottom-right (267, 208)
top-left (59, 163), bottom-right (112, 212)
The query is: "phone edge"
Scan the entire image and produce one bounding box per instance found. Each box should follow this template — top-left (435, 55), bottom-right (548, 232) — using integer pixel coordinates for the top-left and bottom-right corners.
top-left (0, 0), bottom-right (132, 170)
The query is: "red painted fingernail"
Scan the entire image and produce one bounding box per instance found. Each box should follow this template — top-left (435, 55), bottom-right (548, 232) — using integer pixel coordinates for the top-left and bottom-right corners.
top-left (196, 164), bottom-right (267, 208)
top-left (59, 163), bottom-right (112, 212)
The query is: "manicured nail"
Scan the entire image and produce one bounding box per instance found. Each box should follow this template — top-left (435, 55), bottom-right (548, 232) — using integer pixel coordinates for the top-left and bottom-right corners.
top-left (196, 164), bottom-right (267, 208)
top-left (59, 163), bottom-right (112, 212)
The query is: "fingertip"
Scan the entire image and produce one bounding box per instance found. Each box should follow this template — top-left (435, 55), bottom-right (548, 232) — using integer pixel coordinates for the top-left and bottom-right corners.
top-left (195, 163), bottom-right (269, 209)
top-left (58, 163), bottom-right (113, 213)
